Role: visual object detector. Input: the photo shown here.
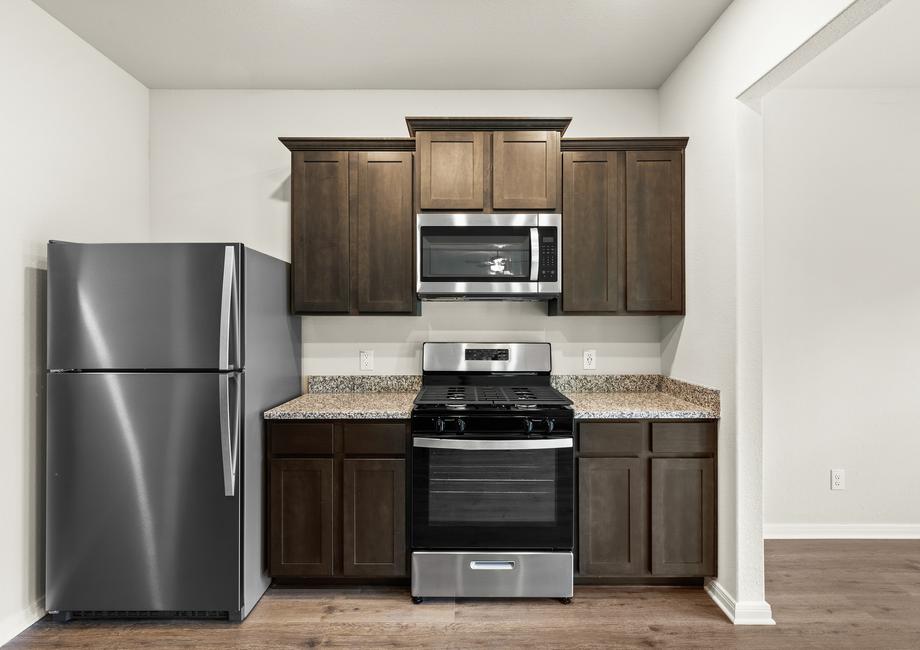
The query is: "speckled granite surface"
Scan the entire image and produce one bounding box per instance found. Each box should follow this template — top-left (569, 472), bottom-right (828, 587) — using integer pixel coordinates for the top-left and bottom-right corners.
top-left (275, 374), bottom-right (721, 420)
top-left (305, 375), bottom-right (422, 393)
top-left (569, 392), bottom-right (717, 420)
top-left (550, 374), bottom-right (661, 393)
top-left (659, 376), bottom-right (720, 414)
top-left (264, 392), bottom-right (416, 420)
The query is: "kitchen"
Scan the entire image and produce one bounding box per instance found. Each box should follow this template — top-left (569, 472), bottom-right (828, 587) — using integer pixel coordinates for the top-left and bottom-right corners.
top-left (4, 1), bottom-right (920, 648)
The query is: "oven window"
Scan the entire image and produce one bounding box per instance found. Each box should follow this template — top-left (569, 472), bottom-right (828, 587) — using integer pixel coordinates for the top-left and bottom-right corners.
top-left (412, 442), bottom-right (574, 550)
top-left (420, 227), bottom-right (531, 281)
top-left (429, 449), bottom-right (555, 523)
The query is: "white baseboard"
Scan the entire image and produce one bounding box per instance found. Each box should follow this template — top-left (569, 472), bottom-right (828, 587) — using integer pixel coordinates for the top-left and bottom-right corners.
top-left (0, 598), bottom-right (45, 646)
top-left (764, 523), bottom-right (920, 539)
top-left (705, 579), bottom-right (775, 626)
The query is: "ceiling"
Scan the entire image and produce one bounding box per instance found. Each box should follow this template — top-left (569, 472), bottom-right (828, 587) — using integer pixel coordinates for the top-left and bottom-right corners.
top-left (785, 0), bottom-right (920, 88)
top-left (33, 0), bottom-right (732, 90)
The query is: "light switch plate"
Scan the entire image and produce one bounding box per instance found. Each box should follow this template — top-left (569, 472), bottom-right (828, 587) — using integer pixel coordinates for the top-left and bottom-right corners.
top-left (359, 350), bottom-right (374, 371)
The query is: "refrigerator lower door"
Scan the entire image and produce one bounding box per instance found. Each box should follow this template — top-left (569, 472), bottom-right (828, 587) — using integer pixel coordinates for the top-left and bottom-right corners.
top-left (46, 372), bottom-right (242, 614)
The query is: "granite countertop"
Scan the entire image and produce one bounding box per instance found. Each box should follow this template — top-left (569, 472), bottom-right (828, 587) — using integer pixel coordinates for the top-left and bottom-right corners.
top-left (264, 392), bottom-right (417, 420)
top-left (265, 390), bottom-right (717, 421)
top-left (568, 391), bottom-right (717, 420)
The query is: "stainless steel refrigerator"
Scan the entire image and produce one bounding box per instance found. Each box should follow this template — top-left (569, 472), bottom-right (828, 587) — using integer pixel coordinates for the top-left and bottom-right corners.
top-left (45, 242), bottom-right (301, 621)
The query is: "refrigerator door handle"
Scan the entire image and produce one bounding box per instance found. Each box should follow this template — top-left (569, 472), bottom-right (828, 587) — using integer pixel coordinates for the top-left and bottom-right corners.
top-left (219, 374), bottom-right (239, 497)
top-left (219, 245), bottom-right (237, 370)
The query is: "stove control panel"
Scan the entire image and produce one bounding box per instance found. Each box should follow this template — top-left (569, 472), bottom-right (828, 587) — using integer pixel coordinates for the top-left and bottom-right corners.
top-left (465, 348), bottom-right (509, 361)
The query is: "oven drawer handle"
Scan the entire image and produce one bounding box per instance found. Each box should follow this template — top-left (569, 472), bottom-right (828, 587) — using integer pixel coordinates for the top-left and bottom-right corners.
top-left (470, 561), bottom-right (515, 571)
top-left (413, 437), bottom-right (572, 450)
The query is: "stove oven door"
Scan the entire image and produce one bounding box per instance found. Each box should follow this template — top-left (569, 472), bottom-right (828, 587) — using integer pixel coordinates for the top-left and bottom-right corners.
top-left (411, 437), bottom-right (574, 550)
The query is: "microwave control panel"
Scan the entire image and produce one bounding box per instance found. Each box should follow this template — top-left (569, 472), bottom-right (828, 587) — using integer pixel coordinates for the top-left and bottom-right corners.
top-left (538, 227), bottom-right (558, 282)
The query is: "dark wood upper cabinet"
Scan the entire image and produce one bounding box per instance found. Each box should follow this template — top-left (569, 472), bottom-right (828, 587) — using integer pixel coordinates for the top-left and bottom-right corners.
top-left (269, 458), bottom-right (334, 577)
top-left (493, 131), bottom-right (559, 209)
top-left (579, 457), bottom-right (646, 576)
top-left (357, 151), bottom-right (414, 312)
top-left (291, 151), bottom-right (350, 313)
top-left (283, 139), bottom-right (416, 315)
top-left (625, 150), bottom-right (684, 313)
top-left (561, 151), bottom-right (621, 312)
top-left (651, 457), bottom-right (715, 577)
top-left (418, 131), bottom-right (484, 210)
top-left (552, 138), bottom-right (686, 316)
top-left (412, 117), bottom-right (569, 212)
top-left (342, 458), bottom-right (406, 577)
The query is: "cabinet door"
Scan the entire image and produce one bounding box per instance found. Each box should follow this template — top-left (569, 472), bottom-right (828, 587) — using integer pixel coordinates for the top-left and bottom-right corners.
top-left (342, 459), bottom-right (406, 577)
top-left (625, 150), bottom-right (683, 312)
top-left (291, 151), bottom-right (350, 312)
top-left (562, 151), bottom-right (621, 312)
top-left (493, 131), bottom-right (558, 209)
top-left (357, 152), bottom-right (414, 312)
top-left (418, 131), bottom-right (484, 210)
top-left (578, 458), bottom-right (646, 576)
top-left (270, 458), bottom-right (334, 576)
top-left (651, 458), bottom-right (714, 576)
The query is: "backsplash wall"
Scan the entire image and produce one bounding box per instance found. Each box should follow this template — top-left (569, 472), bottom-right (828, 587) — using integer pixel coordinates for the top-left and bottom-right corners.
top-left (303, 302), bottom-right (662, 375)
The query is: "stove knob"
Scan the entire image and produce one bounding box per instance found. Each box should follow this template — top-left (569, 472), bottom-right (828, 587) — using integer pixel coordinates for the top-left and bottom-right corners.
top-left (435, 417), bottom-right (445, 433)
top-left (545, 418), bottom-right (555, 434)
top-left (523, 418), bottom-right (534, 434)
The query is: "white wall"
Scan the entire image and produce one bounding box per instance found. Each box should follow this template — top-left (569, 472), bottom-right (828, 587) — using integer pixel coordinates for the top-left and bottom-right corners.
top-left (763, 88), bottom-right (920, 535)
top-left (0, 0), bottom-right (150, 643)
top-left (658, 0), bottom-right (855, 621)
top-left (149, 89), bottom-right (663, 375)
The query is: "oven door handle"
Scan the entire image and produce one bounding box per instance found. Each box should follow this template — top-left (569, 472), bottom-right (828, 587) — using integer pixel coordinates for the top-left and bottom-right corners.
top-left (413, 437), bottom-right (572, 450)
top-left (529, 227), bottom-right (540, 281)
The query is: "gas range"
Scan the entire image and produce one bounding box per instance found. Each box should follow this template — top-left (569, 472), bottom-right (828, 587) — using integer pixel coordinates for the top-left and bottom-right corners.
top-left (415, 383), bottom-right (571, 408)
top-left (409, 342), bottom-right (575, 604)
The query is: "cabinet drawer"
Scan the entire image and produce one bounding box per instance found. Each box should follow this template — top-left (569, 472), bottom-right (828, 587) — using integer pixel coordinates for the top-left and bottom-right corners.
top-left (651, 422), bottom-right (716, 454)
top-left (579, 422), bottom-right (644, 455)
top-left (270, 422), bottom-right (335, 456)
top-left (343, 422), bottom-right (407, 456)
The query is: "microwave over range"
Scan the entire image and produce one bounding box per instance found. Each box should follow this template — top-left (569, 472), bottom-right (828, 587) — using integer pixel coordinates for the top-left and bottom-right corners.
top-left (416, 213), bottom-right (561, 300)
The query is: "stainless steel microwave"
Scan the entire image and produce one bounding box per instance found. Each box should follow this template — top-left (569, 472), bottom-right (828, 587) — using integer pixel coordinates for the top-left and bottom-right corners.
top-left (416, 213), bottom-right (562, 300)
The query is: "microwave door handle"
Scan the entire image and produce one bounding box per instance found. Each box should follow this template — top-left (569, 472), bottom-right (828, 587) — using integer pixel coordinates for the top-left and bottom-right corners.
top-left (530, 227), bottom-right (539, 281)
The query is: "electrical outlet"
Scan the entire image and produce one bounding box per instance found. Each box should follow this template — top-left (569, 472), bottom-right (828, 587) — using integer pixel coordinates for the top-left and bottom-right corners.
top-left (359, 350), bottom-right (374, 371)
top-left (831, 469), bottom-right (845, 490)
top-left (583, 349), bottom-right (597, 370)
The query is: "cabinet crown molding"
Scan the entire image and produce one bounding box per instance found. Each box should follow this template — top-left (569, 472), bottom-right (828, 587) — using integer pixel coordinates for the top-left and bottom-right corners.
top-left (405, 116), bottom-right (572, 136)
top-left (562, 137), bottom-right (689, 151)
top-left (280, 137), bottom-right (415, 152)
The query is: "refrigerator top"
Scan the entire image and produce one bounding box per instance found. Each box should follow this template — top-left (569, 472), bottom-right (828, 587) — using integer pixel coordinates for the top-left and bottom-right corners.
top-left (47, 242), bottom-right (243, 371)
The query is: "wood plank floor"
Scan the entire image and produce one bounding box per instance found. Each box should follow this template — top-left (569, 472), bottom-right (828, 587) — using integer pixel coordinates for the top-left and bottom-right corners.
top-left (11, 540), bottom-right (920, 648)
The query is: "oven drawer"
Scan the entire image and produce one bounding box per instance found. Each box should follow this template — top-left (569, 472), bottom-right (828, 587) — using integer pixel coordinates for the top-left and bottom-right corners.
top-left (411, 551), bottom-right (573, 598)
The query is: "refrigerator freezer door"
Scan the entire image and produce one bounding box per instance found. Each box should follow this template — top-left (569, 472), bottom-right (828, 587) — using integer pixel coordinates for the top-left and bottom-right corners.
top-left (47, 242), bottom-right (241, 371)
top-left (46, 372), bottom-right (241, 613)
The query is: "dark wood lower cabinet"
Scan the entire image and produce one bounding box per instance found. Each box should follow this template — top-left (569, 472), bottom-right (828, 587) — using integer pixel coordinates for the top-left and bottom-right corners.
top-left (579, 457), bottom-right (646, 576)
top-left (267, 420), bottom-right (408, 581)
top-left (651, 457), bottom-right (715, 577)
top-left (343, 458), bottom-right (406, 577)
top-left (269, 458), bottom-right (334, 576)
top-left (577, 420), bottom-right (717, 581)
top-left (267, 418), bottom-right (714, 585)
